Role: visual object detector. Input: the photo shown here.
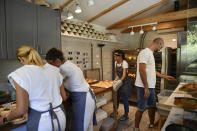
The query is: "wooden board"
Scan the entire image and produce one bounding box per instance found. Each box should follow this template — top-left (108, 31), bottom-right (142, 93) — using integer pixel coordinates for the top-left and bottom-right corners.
top-left (111, 8), bottom-right (197, 29)
top-left (90, 86), bottom-right (112, 96)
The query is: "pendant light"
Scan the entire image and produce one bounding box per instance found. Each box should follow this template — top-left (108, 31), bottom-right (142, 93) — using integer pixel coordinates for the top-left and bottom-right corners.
top-left (152, 25), bottom-right (157, 31)
top-left (67, 12), bottom-right (73, 19)
top-left (139, 26), bottom-right (144, 34)
top-left (130, 27), bottom-right (134, 35)
top-left (75, 4), bottom-right (82, 13)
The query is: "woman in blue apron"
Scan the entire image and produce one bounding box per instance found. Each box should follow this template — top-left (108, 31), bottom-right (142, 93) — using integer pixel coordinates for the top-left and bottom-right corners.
top-left (113, 50), bottom-right (132, 121)
top-left (46, 48), bottom-right (97, 131)
top-left (0, 45), bottom-right (67, 131)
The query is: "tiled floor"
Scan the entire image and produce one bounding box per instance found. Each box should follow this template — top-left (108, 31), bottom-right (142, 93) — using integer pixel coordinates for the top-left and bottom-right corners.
top-left (102, 102), bottom-right (161, 131)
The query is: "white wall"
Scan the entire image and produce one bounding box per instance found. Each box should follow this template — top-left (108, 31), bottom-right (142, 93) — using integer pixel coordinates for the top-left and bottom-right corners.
top-left (61, 36), bottom-right (130, 80)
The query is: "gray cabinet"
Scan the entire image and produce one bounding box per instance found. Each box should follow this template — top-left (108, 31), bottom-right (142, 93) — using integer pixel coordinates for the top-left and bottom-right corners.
top-left (5, 0), bottom-right (37, 59)
top-left (37, 6), bottom-right (61, 57)
top-left (0, 0), bottom-right (7, 59)
top-left (4, 0), bottom-right (61, 59)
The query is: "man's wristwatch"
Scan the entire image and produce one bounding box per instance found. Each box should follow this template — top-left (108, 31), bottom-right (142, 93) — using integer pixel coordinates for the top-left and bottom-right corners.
top-left (3, 117), bottom-right (8, 124)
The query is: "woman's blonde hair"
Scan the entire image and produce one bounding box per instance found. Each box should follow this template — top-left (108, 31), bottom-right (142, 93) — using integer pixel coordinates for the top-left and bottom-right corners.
top-left (17, 45), bottom-right (44, 67)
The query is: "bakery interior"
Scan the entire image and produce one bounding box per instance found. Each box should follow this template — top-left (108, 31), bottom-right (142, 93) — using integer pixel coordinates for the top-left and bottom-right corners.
top-left (0, 0), bottom-right (197, 130)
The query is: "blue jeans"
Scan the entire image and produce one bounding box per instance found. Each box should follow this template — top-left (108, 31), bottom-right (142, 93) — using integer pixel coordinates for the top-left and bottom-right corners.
top-left (117, 93), bottom-right (129, 114)
top-left (136, 86), bottom-right (156, 112)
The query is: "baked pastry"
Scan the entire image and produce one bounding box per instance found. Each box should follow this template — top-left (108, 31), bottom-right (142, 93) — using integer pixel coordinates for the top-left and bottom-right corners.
top-left (174, 97), bottom-right (197, 110)
top-left (179, 83), bottom-right (197, 92)
top-left (1, 108), bottom-right (11, 117)
top-left (85, 78), bottom-right (98, 84)
top-left (0, 105), bottom-right (6, 112)
top-left (92, 80), bottom-right (113, 88)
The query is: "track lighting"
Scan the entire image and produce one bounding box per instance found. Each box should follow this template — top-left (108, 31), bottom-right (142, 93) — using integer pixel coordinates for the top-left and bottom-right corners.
top-left (128, 22), bottom-right (158, 34)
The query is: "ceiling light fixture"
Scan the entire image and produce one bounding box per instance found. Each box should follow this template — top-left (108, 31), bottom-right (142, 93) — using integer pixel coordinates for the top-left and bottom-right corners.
top-left (130, 27), bottom-right (134, 35)
top-left (88, 0), bottom-right (94, 7)
top-left (67, 12), bottom-right (73, 19)
top-left (128, 22), bottom-right (157, 34)
top-left (75, 4), bottom-right (82, 13)
top-left (139, 26), bottom-right (144, 34)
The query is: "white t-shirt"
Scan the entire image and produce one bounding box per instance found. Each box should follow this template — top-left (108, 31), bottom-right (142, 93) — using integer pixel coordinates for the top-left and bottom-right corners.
top-left (115, 60), bottom-right (128, 68)
top-left (135, 48), bottom-right (156, 88)
top-left (59, 60), bottom-right (89, 92)
top-left (8, 64), bottom-right (63, 111)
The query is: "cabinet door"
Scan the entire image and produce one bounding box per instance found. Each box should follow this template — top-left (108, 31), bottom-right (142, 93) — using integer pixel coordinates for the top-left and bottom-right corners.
top-left (6, 0), bottom-right (37, 59)
top-left (37, 6), bottom-right (61, 57)
top-left (0, 0), bottom-right (7, 59)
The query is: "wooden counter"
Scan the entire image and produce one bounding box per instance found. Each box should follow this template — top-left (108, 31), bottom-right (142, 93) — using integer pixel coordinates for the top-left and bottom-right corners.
top-left (90, 86), bottom-right (112, 96)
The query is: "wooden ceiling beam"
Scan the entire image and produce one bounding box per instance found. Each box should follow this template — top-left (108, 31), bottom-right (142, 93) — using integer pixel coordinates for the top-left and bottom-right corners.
top-left (60, 0), bottom-right (73, 12)
top-left (87, 0), bottom-right (129, 23)
top-left (107, 0), bottom-right (169, 30)
top-left (113, 8), bottom-right (197, 29)
top-left (121, 20), bottom-right (187, 33)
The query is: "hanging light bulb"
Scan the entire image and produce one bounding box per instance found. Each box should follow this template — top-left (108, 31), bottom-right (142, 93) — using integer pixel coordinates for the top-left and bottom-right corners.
top-left (152, 25), bottom-right (156, 31)
top-left (75, 4), bottom-right (82, 13)
top-left (88, 0), bottom-right (94, 7)
top-left (67, 12), bottom-right (73, 19)
top-left (139, 26), bottom-right (144, 34)
top-left (130, 27), bottom-right (134, 35)
top-left (130, 31), bottom-right (134, 35)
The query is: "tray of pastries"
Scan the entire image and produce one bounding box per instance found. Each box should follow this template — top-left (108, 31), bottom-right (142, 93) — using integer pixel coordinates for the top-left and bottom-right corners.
top-left (0, 101), bottom-right (28, 125)
top-left (179, 83), bottom-right (197, 92)
top-left (179, 83), bottom-right (197, 98)
top-left (85, 78), bottom-right (98, 85)
top-left (174, 97), bottom-right (197, 110)
top-left (91, 80), bottom-right (113, 88)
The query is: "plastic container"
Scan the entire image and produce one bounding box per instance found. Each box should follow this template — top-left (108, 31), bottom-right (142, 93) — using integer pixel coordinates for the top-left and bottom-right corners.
top-left (156, 103), bottom-right (171, 117)
top-left (157, 90), bottom-right (173, 102)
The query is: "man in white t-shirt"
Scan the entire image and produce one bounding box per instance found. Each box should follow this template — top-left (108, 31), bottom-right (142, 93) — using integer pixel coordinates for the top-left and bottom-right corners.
top-left (134, 38), bottom-right (176, 131)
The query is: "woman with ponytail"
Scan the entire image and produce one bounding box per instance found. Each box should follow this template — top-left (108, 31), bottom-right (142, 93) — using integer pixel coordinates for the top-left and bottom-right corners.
top-left (0, 45), bottom-right (67, 131)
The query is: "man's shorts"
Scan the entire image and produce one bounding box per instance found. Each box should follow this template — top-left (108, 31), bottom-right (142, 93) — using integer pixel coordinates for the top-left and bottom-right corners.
top-left (136, 86), bottom-right (156, 112)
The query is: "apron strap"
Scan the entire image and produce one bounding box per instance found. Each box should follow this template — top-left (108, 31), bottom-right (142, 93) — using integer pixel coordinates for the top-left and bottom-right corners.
top-left (88, 88), bottom-right (97, 125)
top-left (49, 103), bottom-right (61, 131)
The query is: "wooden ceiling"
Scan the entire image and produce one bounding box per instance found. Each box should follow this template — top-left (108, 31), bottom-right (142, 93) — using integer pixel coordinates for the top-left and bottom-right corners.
top-left (59, 0), bottom-right (193, 34)
top-left (111, 8), bottom-right (197, 29)
top-left (106, 0), bottom-right (169, 30)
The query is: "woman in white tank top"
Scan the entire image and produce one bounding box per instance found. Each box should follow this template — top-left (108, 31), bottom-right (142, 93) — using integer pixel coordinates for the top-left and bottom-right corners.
top-left (0, 45), bottom-right (67, 131)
